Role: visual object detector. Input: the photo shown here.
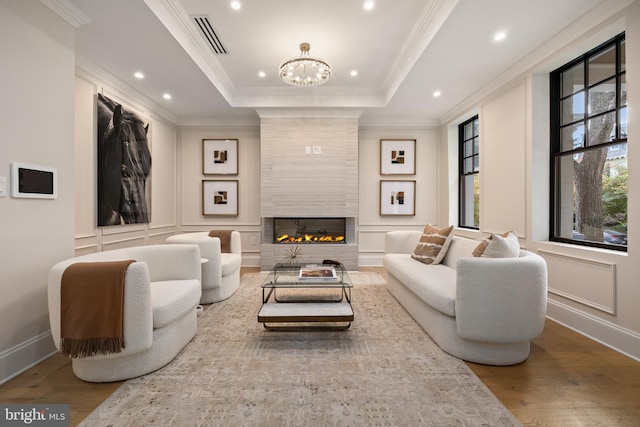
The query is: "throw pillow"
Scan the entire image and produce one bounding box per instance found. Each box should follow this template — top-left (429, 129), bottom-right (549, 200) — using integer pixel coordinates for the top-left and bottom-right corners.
top-left (411, 224), bottom-right (454, 265)
top-left (476, 232), bottom-right (520, 258)
top-left (472, 231), bottom-right (511, 257)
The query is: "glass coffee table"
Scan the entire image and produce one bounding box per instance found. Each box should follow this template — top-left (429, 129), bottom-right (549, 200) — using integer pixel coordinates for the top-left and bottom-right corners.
top-left (258, 262), bottom-right (353, 330)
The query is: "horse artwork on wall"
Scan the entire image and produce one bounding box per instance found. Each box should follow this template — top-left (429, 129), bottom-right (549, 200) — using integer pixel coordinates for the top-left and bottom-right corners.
top-left (97, 93), bottom-right (151, 226)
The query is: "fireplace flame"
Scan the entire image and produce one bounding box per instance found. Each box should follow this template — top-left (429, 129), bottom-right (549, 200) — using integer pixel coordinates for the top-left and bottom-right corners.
top-left (276, 234), bottom-right (345, 244)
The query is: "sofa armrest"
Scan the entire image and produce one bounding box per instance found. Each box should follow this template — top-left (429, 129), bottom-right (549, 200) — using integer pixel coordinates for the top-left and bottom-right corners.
top-left (455, 251), bottom-right (548, 343)
top-left (230, 231), bottom-right (242, 255)
top-left (166, 234), bottom-right (223, 287)
top-left (48, 261), bottom-right (153, 358)
top-left (384, 230), bottom-right (422, 254)
top-left (132, 244), bottom-right (202, 283)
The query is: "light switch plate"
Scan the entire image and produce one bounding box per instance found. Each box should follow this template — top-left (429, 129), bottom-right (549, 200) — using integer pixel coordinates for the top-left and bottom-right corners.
top-left (312, 146), bottom-right (321, 155)
top-left (0, 176), bottom-right (6, 197)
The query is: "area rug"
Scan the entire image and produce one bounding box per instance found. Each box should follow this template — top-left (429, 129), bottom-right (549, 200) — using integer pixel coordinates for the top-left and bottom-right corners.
top-left (80, 272), bottom-right (522, 426)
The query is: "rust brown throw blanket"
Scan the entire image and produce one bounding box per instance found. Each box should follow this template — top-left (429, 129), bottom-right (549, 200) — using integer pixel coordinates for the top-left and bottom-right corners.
top-left (208, 230), bottom-right (233, 253)
top-left (60, 260), bottom-right (135, 358)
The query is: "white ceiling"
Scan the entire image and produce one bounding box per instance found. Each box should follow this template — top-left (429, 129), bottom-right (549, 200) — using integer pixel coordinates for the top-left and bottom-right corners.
top-left (61, 0), bottom-right (612, 126)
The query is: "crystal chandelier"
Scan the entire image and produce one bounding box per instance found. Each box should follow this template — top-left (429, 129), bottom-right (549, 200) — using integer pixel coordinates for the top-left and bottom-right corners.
top-left (279, 43), bottom-right (332, 87)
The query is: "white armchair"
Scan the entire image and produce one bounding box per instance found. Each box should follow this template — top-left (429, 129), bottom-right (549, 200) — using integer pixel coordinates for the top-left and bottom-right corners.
top-left (166, 231), bottom-right (242, 303)
top-left (48, 244), bottom-right (202, 382)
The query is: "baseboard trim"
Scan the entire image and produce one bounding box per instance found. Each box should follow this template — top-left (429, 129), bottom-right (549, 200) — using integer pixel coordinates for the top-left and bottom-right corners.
top-left (241, 253), bottom-right (261, 268)
top-left (358, 253), bottom-right (383, 267)
top-left (0, 331), bottom-right (57, 385)
top-left (547, 299), bottom-right (640, 362)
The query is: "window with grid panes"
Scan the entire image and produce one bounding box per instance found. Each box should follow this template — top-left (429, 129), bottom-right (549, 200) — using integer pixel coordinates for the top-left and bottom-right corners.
top-left (550, 33), bottom-right (627, 250)
top-left (459, 116), bottom-right (479, 229)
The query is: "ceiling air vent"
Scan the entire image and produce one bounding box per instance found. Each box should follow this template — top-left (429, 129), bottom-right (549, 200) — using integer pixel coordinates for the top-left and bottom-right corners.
top-left (191, 15), bottom-right (228, 55)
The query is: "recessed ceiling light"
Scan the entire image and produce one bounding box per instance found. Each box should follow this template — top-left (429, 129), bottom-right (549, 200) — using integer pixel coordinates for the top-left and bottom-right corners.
top-left (258, 71), bottom-right (266, 78)
top-left (433, 91), bottom-right (441, 97)
top-left (163, 93), bottom-right (172, 100)
top-left (494, 31), bottom-right (506, 42)
top-left (364, 1), bottom-right (374, 11)
top-left (350, 70), bottom-right (358, 77)
top-left (230, 1), bottom-right (241, 10)
top-left (134, 72), bottom-right (144, 79)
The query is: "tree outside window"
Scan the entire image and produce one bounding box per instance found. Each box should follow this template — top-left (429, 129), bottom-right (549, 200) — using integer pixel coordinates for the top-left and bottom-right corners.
top-left (551, 33), bottom-right (627, 250)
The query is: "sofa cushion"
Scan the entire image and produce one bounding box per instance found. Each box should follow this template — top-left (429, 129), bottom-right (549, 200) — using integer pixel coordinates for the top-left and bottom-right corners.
top-left (441, 236), bottom-right (479, 269)
top-left (150, 279), bottom-right (201, 328)
top-left (474, 232), bottom-right (520, 258)
top-left (384, 254), bottom-right (456, 317)
top-left (411, 224), bottom-right (454, 265)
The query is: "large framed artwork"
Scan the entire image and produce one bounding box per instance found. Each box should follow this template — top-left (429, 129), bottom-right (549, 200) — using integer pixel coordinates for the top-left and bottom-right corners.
top-left (380, 180), bottom-right (416, 216)
top-left (380, 139), bottom-right (416, 175)
top-left (97, 93), bottom-right (151, 226)
top-left (203, 139), bottom-right (238, 175)
top-left (202, 180), bottom-right (238, 216)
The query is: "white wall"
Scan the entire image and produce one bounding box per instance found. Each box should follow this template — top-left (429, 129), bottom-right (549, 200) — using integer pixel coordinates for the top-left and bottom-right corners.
top-left (0, 2), bottom-right (75, 382)
top-left (438, 1), bottom-right (640, 360)
top-left (480, 82), bottom-right (527, 237)
top-left (178, 126), bottom-right (262, 266)
top-left (0, 1), bottom-right (183, 384)
top-left (358, 127), bottom-right (439, 266)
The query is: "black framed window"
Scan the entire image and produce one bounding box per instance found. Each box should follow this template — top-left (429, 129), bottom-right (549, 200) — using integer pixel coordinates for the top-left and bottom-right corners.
top-left (459, 115), bottom-right (479, 229)
top-left (550, 33), bottom-right (627, 250)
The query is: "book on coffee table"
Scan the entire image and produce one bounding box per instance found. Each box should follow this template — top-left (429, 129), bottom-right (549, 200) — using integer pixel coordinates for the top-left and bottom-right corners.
top-left (298, 265), bottom-right (339, 282)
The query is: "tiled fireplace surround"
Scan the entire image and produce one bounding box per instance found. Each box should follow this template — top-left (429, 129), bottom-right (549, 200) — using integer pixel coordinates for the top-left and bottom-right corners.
top-left (258, 112), bottom-right (360, 271)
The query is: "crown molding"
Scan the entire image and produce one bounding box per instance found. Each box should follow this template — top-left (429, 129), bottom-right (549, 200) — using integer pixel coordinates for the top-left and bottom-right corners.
top-left (255, 108), bottom-right (363, 119)
top-left (358, 117), bottom-right (440, 129)
top-left (143, 0), bottom-right (235, 104)
top-left (40, 0), bottom-right (92, 27)
top-left (383, 0), bottom-right (459, 103)
top-left (76, 55), bottom-right (179, 125)
top-left (438, 0), bottom-right (633, 126)
top-left (232, 86), bottom-right (386, 108)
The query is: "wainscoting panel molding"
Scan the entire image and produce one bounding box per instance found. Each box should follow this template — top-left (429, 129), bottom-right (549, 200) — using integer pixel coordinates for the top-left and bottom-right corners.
top-left (539, 249), bottom-right (616, 315)
top-left (75, 243), bottom-right (99, 257)
top-left (102, 236), bottom-right (147, 251)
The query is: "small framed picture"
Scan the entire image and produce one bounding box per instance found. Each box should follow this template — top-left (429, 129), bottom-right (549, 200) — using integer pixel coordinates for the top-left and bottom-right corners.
top-left (202, 180), bottom-right (238, 216)
top-left (380, 180), bottom-right (416, 216)
top-left (203, 139), bottom-right (238, 175)
top-left (380, 139), bottom-right (416, 175)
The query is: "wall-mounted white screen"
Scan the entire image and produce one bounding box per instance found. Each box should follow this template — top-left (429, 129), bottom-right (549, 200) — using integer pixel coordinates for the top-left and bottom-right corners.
top-left (11, 162), bottom-right (57, 199)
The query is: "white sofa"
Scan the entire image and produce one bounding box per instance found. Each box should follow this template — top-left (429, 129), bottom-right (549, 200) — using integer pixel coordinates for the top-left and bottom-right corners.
top-left (165, 231), bottom-right (241, 303)
top-left (48, 244), bottom-right (202, 382)
top-left (383, 231), bottom-right (548, 365)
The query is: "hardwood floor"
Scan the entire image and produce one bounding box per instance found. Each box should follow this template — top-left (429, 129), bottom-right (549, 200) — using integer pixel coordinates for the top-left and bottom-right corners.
top-left (2, 269), bottom-right (639, 426)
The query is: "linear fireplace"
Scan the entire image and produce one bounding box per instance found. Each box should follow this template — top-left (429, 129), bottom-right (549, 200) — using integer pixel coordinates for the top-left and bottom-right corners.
top-left (261, 217), bottom-right (357, 270)
top-left (273, 217), bottom-right (346, 244)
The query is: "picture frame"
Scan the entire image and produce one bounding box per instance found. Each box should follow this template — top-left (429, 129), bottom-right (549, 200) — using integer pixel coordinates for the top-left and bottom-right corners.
top-left (380, 180), bottom-right (416, 216)
top-left (202, 180), bottom-right (238, 216)
top-left (202, 139), bottom-right (238, 175)
top-left (380, 139), bottom-right (416, 175)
